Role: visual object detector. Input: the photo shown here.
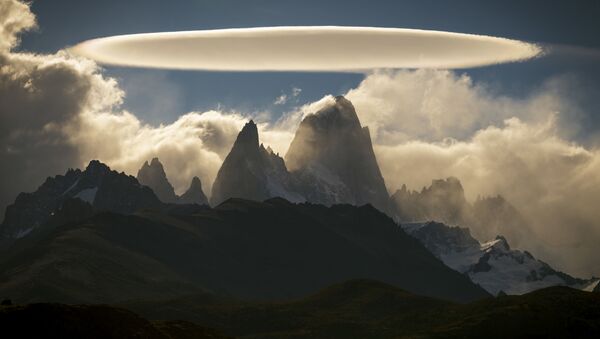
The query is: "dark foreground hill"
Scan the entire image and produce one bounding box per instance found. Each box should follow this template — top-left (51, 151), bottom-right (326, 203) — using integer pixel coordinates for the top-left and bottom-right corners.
top-left (122, 280), bottom-right (600, 339)
top-left (0, 197), bottom-right (488, 304)
top-left (0, 303), bottom-right (229, 339)
top-left (1, 280), bottom-right (598, 339)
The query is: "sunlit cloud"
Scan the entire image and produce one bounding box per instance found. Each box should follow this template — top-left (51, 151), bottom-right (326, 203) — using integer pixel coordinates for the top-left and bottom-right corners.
top-left (70, 26), bottom-right (542, 71)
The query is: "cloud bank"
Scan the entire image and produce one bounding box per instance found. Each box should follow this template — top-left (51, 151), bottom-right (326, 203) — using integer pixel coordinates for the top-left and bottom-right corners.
top-left (70, 26), bottom-right (541, 71)
top-left (341, 70), bottom-right (600, 277)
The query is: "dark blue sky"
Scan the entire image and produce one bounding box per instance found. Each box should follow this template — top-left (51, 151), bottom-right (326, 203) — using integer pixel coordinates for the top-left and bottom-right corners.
top-left (19, 0), bottom-right (600, 134)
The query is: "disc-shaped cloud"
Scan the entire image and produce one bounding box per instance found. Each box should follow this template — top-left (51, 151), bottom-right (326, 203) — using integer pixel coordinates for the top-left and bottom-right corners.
top-left (70, 26), bottom-right (541, 71)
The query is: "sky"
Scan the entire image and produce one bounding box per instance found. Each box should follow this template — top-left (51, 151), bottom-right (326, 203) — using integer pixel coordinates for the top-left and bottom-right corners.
top-left (19, 0), bottom-right (600, 126)
top-left (2, 0), bottom-right (600, 277)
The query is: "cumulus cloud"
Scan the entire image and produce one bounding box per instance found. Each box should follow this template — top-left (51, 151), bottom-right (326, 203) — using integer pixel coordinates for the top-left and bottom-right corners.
top-left (0, 0), bottom-right (289, 210)
top-left (345, 69), bottom-right (581, 143)
top-left (65, 109), bottom-right (291, 195)
top-left (0, 0), bottom-right (35, 51)
top-left (70, 26), bottom-right (541, 71)
top-left (0, 0), bottom-right (122, 218)
top-left (66, 110), bottom-right (238, 195)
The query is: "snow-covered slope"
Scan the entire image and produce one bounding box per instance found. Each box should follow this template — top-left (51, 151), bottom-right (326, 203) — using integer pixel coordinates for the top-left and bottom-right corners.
top-left (403, 221), bottom-right (599, 295)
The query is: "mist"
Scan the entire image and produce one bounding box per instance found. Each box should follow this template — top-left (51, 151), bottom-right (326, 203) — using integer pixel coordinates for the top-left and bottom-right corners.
top-left (345, 70), bottom-right (600, 277)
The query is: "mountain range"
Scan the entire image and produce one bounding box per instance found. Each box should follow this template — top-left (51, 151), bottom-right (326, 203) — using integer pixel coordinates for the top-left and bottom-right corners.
top-left (0, 188), bottom-right (488, 303)
top-left (0, 95), bottom-right (596, 312)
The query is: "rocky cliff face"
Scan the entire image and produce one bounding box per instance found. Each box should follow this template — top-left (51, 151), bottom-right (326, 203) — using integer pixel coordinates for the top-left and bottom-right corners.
top-left (210, 120), bottom-right (303, 206)
top-left (285, 96), bottom-right (390, 212)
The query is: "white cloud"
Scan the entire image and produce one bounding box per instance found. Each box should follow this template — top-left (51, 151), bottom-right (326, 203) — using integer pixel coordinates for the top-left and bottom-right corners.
top-left (345, 69), bottom-right (576, 144)
top-left (292, 87), bottom-right (302, 97)
top-left (0, 0), bottom-right (35, 52)
top-left (274, 94), bottom-right (288, 105)
top-left (276, 95), bottom-right (336, 132)
top-left (70, 26), bottom-right (541, 71)
top-left (273, 86), bottom-right (302, 105)
top-left (0, 0), bottom-right (126, 218)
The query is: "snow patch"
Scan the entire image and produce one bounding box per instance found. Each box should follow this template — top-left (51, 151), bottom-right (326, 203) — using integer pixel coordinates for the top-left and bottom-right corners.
top-left (14, 227), bottom-right (34, 239)
top-left (265, 176), bottom-right (305, 203)
top-left (582, 279), bottom-right (600, 292)
top-left (74, 187), bottom-right (98, 204)
top-left (61, 179), bottom-right (80, 196)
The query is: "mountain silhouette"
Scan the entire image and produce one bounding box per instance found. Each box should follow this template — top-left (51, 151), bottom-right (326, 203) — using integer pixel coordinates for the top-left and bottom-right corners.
top-left (210, 120), bottom-right (302, 206)
top-left (137, 158), bottom-right (209, 205)
top-left (0, 160), bottom-right (161, 241)
top-left (179, 176), bottom-right (208, 205)
top-left (0, 192), bottom-right (488, 304)
top-left (137, 158), bottom-right (178, 203)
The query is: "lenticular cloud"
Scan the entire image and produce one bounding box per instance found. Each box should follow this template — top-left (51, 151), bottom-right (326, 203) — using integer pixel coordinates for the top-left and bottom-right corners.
top-left (70, 26), bottom-right (541, 71)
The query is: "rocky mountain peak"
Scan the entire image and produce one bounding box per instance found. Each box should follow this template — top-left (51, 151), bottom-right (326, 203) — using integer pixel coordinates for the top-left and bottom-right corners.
top-left (136, 157), bottom-right (177, 203)
top-left (490, 235), bottom-right (511, 252)
top-left (85, 159), bottom-right (111, 177)
top-left (179, 176), bottom-right (208, 205)
top-left (425, 177), bottom-right (465, 197)
top-left (190, 176), bottom-right (201, 188)
top-left (284, 96), bottom-right (389, 212)
top-left (234, 120), bottom-right (259, 150)
top-left (298, 95), bottom-right (361, 134)
top-left (149, 157), bottom-right (161, 167)
top-left (211, 120), bottom-right (302, 206)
